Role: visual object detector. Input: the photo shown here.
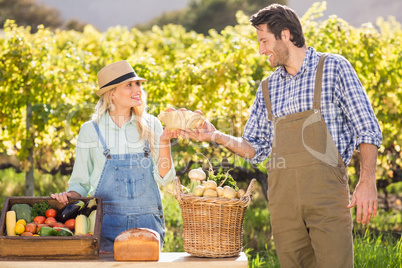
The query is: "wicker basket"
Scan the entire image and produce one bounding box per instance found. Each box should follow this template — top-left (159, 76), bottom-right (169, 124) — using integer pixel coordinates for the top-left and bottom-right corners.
top-left (174, 177), bottom-right (256, 258)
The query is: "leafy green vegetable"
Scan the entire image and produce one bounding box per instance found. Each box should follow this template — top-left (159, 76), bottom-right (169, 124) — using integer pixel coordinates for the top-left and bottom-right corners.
top-left (208, 172), bottom-right (238, 191)
top-left (11, 204), bottom-right (32, 223)
top-left (31, 201), bottom-right (52, 218)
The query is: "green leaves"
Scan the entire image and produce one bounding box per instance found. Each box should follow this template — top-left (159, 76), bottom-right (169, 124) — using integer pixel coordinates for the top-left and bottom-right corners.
top-left (0, 4), bottom-right (401, 186)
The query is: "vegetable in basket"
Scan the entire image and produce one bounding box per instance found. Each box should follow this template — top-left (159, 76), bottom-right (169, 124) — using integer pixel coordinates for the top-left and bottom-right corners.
top-left (186, 155), bottom-right (243, 199)
top-left (208, 172), bottom-right (238, 191)
top-left (6, 211), bottom-right (17, 236)
top-left (79, 198), bottom-right (97, 217)
top-left (31, 201), bottom-right (52, 218)
top-left (11, 204), bottom-right (32, 223)
top-left (38, 226), bottom-right (59, 236)
top-left (223, 186), bottom-right (236, 199)
top-left (75, 214), bottom-right (89, 235)
top-left (188, 168), bottom-right (206, 181)
top-left (56, 200), bottom-right (85, 223)
top-left (186, 170), bottom-right (245, 199)
top-left (193, 185), bottom-right (204, 197)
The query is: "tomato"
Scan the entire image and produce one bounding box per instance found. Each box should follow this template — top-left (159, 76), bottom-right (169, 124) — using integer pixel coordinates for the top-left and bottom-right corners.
top-left (53, 222), bottom-right (67, 229)
top-left (34, 216), bottom-right (46, 225)
top-left (21, 232), bottom-right (33, 236)
top-left (25, 223), bottom-right (37, 234)
top-left (45, 217), bottom-right (57, 226)
top-left (45, 209), bottom-right (57, 218)
top-left (64, 218), bottom-right (75, 231)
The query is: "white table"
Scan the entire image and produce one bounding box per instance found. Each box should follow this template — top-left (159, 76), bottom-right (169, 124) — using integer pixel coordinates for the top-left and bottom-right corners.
top-left (0, 252), bottom-right (248, 268)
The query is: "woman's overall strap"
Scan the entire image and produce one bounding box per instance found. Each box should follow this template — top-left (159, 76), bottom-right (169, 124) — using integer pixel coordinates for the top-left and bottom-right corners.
top-left (143, 141), bottom-right (150, 158)
top-left (91, 121), bottom-right (111, 159)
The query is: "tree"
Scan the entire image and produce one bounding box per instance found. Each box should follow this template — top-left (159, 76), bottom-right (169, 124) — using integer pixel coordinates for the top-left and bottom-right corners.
top-left (0, 21), bottom-right (97, 195)
top-left (0, 0), bottom-right (63, 32)
top-left (64, 19), bottom-right (89, 32)
top-left (0, 0), bottom-right (87, 32)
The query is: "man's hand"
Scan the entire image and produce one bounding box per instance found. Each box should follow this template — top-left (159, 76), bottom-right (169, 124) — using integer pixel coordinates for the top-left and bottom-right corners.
top-left (178, 110), bottom-right (220, 143)
top-left (347, 179), bottom-right (378, 225)
top-left (347, 143), bottom-right (378, 225)
top-left (177, 109), bottom-right (256, 159)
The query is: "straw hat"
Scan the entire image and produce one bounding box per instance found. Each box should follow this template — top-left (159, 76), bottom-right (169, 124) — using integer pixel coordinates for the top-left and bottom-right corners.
top-left (96, 60), bottom-right (147, 97)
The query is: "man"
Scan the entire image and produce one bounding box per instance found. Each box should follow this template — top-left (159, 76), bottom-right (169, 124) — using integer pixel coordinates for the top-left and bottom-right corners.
top-left (180, 4), bottom-right (382, 268)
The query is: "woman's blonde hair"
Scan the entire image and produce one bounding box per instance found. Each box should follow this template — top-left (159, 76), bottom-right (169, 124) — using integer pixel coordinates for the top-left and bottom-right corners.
top-left (91, 87), bottom-right (157, 157)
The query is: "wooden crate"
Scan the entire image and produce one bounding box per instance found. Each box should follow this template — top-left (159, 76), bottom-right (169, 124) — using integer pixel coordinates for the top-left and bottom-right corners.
top-left (0, 196), bottom-right (103, 260)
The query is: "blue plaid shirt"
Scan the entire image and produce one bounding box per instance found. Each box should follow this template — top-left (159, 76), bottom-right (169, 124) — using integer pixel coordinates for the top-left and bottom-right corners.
top-left (243, 47), bottom-right (382, 166)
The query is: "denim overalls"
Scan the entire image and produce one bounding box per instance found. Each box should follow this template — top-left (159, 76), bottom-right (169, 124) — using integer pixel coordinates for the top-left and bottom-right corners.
top-left (92, 121), bottom-right (165, 253)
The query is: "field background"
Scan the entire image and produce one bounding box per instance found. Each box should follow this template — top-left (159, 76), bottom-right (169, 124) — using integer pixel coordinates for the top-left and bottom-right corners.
top-left (1, 3), bottom-right (401, 267)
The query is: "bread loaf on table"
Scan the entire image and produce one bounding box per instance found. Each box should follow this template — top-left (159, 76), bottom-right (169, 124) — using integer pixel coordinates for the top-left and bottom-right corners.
top-left (114, 228), bottom-right (160, 261)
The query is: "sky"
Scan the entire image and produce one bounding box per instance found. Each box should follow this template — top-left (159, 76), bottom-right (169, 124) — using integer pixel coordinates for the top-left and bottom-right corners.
top-left (38, 0), bottom-right (401, 31)
top-left (289, 0), bottom-right (402, 27)
top-left (38, 0), bottom-right (191, 31)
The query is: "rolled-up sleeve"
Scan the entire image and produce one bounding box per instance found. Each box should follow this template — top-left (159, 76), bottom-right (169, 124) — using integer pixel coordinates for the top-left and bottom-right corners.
top-left (153, 163), bottom-right (176, 186)
top-left (242, 86), bottom-right (274, 164)
top-left (337, 57), bottom-right (382, 149)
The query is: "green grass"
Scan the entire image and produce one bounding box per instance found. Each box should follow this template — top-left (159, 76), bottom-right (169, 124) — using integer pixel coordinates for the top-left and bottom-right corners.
top-left (245, 231), bottom-right (402, 268)
top-left (353, 230), bottom-right (402, 268)
top-left (160, 183), bottom-right (184, 252)
top-left (1, 168), bottom-right (402, 267)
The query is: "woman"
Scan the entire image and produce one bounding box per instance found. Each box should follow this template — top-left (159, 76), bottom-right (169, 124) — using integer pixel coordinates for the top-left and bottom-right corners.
top-left (51, 60), bottom-right (177, 252)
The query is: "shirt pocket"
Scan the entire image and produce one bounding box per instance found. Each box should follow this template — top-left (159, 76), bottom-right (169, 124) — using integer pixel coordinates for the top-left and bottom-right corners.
top-left (321, 101), bottom-right (342, 123)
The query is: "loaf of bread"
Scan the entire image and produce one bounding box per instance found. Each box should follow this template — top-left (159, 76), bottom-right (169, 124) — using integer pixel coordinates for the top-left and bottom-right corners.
top-left (157, 110), bottom-right (205, 130)
top-left (114, 228), bottom-right (160, 261)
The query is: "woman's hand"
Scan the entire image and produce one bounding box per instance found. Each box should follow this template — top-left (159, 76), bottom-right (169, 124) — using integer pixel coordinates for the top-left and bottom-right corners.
top-left (50, 191), bottom-right (81, 205)
top-left (159, 107), bottom-right (180, 143)
top-left (160, 127), bottom-right (179, 143)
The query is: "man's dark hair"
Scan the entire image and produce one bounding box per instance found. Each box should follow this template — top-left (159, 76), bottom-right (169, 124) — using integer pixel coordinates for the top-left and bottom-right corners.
top-left (250, 4), bottom-right (305, 48)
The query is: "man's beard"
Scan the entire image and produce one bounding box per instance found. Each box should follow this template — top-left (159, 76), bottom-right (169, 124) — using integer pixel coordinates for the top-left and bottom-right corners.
top-left (270, 40), bottom-right (289, 68)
